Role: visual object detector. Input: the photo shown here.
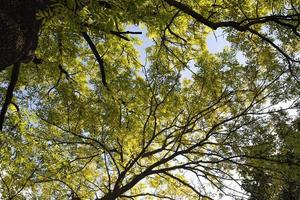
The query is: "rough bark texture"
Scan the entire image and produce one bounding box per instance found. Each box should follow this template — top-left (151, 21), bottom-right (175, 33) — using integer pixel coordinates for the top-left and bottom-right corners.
top-left (0, 0), bottom-right (49, 71)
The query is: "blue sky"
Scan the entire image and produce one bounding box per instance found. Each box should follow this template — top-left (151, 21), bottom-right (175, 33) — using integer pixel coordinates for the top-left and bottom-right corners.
top-left (129, 25), bottom-right (247, 81)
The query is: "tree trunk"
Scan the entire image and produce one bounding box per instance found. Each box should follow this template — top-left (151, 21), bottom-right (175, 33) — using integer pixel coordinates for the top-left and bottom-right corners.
top-left (0, 0), bottom-right (49, 71)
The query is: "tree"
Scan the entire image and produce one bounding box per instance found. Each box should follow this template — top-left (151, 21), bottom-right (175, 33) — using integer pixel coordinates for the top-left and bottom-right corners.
top-left (0, 0), bottom-right (299, 199)
top-left (241, 114), bottom-right (300, 200)
top-left (0, 0), bottom-right (48, 70)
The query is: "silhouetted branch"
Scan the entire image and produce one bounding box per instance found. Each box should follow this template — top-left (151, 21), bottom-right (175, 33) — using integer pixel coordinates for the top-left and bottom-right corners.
top-left (163, 0), bottom-right (300, 76)
top-left (0, 62), bottom-right (20, 131)
top-left (82, 32), bottom-right (108, 88)
top-left (110, 31), bottom-right (142, 41)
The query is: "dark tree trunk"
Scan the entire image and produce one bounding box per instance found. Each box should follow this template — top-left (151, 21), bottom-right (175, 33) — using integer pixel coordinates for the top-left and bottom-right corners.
top-left (0, 0), bottom-right (49, 71)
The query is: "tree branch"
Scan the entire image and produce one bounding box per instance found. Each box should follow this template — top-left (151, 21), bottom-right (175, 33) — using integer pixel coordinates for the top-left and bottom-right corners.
top-left (0, 62), bottom-right (20, 131)
top-left (82, 32), bottom-right (108, 88)
top-left (163, 0), bottom-right (300, 79)
top-left (164, 0), bottom-right (300, 33)
top-left (110, 31), bottom-right (142, 41)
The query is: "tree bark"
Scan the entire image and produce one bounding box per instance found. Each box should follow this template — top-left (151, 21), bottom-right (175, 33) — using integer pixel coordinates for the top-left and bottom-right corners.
top-left (0, 0), bottom-right (49, 71)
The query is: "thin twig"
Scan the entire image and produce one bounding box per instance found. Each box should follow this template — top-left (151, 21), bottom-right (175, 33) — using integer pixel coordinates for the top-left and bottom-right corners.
top-left (110, 31), bottom-right (142, 41)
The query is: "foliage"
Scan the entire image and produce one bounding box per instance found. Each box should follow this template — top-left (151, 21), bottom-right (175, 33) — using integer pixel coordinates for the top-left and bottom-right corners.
top-left (241, 114), bottom-right (300, 200)
top-left (0, 0), bottom-right (299, 199)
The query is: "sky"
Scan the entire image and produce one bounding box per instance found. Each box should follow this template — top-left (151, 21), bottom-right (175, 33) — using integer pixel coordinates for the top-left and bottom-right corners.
top-left (130, 25), bottom-right (298, 118)
top-left (130, 25), bottom-right (247, 81)
top-left (125, 25), bottom-right (298, 199)
top-left (128, 25), bottom-right (249, 200)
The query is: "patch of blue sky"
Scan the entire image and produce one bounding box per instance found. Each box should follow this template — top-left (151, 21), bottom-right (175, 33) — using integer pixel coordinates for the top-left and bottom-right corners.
top-left (181, 29), bottom-right (247, 83)
top-left (207, 29), bottom-right (247, 65)
top-left (126, 25), bottom-right (153, 79)
top-left (207, 29), bottom-right (231, 54)
top-left (126, 25), bottom-right (152, 63)
top-left (128, 25), bottom-right (247, 84)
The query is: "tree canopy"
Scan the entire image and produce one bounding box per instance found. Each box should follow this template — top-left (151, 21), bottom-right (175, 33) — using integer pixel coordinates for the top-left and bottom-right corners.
top-left (0, 0), bottom-right (299, 199)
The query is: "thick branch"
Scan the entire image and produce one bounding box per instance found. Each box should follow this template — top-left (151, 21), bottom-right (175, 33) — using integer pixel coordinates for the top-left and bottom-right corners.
top-left (82, 32), bottom-right (108, 87)
top-left (163, 0), bottom-right (300, 78)
top-left (0, 62), bottom-right (21, 131)
top-left (164, 0), bottom-right (300, 33)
